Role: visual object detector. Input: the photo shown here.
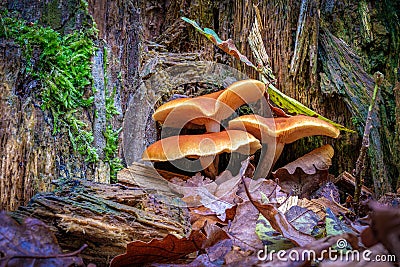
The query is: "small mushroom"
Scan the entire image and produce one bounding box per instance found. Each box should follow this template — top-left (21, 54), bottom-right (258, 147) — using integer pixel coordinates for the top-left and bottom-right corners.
top-left (142, 130), bottom-right (262, 178)
top-left (152, 79), bottom-right (266, 132)
top-left (228, 114), bottom-right (340, 177)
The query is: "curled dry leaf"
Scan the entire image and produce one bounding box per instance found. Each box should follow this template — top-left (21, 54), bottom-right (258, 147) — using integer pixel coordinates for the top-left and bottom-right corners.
top-left (253, 202), bottom-right (316, 247)
top-left (0, 212), bottom-right (84, 267)
top-left (276, 144), bottom-right (334, 175)
top-left (190, 206), bottom-right (236, 231)
top-left (237, 177), bottom-right (287, 203)
top-left (110, 231), bottom-right (206, 266)
top-left (111, 225), bottom-right (229, 267)
top-left (326, 208), bottom-right (355, 237)
top-left (255, 213), bottom-right (294, 251)
top-left (224, 201), bottom-right (264, 251)
top-left (170, 158), bottom-right (249, 221)
top-left (284, 206), bottom-right (320, 235)
top-left (272, 145), bottom-right (334, 197)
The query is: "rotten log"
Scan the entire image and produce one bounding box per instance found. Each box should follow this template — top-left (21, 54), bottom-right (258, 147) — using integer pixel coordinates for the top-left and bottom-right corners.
top-left (10, 163), bottom-right (191, 266)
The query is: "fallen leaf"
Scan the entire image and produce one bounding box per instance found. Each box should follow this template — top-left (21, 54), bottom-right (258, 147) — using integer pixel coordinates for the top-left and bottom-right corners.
top-left (300, 197), bottom-right (352, 219)
top-left (111, 225), bottom-right (230, 267)
top-left (190, 206), bottom-right (236, 231)
top-left (205, 239), bottom-right (233, 263)
top-left (325, 208), bottom-right (355, 236)
top-left (276, 145), bottom-right (334, 175)
top-left (0, 212), bottom-right (84, 267)
top-left (237, 177), bottom-right (287, 203)
top-left (361, 227), bottom-right (378, 248)
top-left (284, 206), bottom-right (320, 235)
top-left (369, 201), bottom-right (400, 260)
top-left (110, 231), bottom-right (206, 266)
top-left (278, 195), bottom-right (299, 213)
top-left (273, 145), bottom-right (334, 197)
top-left (255, 213), bottom-right (294, 251)
top-left (224, 246), bottom-right (254, 265)
top-left (297, 198), bottom-right (326, 220)
top-left (224, 201), bottom-right (264, 251)
top-left (312, 181), bottom-right (340, 203)
top-left (253, 202), bottom-right (316, 246)
top-left (171, 159), bottom-right (249, 220)
top-left (202, 223), bottom-right (230, 249)
top-left (191, 187), bottom-right (234, 221)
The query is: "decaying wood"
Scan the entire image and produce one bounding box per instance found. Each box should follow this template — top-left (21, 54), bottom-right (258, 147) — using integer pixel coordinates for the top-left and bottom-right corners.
top-left (0, 42), bottom-right (58, 211)
top-left (320, 28), bottom-right (391, 196)
top-left (11, 163), bottom-right (191, 266)
top-left (353, 72), bottom-right (383, 204)
top-left (334, 171), bottom-right (373, 196)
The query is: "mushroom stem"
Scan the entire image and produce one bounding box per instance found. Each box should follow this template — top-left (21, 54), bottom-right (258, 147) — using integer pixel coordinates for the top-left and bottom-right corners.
top-left (253, 142), bottom-right (284, 179)
top-left (205, 121), bottom-right (220, 133)
top-left (204, 121), bottom-right (221, 178)
top-left (273, 142), bottom-right (285, 165)
top-left (199, 155), bottom-right (218, 179)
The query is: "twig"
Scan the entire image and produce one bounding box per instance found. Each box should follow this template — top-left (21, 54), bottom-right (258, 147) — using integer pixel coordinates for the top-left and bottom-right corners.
top-left (353, 72), bottom-right (383, 205)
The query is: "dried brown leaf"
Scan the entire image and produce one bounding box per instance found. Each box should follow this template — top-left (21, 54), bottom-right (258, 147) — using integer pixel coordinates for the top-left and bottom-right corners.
top-left (224, 201), bottom-right (264, 251)
top-left (273, 145), bottom-right (334, 197)
top-left (190, 206), bottom-right (236, 231)
top-left (110, 231), bottom-right (207, 266)
top-left (111, 225), bottom-right (229, 266)
top-left (253, 202), bottom-right (316, 247)
top-left (284, 206), bottom-right (320, 235)
top-left (276, 145), bottom-right (334, 175)
top-left (171, 159), bottom-right (249, 220)
top-left (0, 213), bottom-right (84, 267)
top-left (369, 201), bottom-right (400, 260)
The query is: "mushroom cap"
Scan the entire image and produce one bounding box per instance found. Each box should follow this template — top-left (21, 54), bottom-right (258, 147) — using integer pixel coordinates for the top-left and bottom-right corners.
top-left (142, 130), bottom-right (262, 161)
top-left (152, 79), bottom-right (265, 127)
top-left (228, 114), bottom-right (340, 144)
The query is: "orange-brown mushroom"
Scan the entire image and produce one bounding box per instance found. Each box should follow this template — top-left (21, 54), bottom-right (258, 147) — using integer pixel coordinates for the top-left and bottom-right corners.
top-left (142, 130), bottom-right (262, 178)
top-left (152, 79), bottom-right (266, 132)
top-left (152, 79), bottom-right (265, 176)
top-left (228, 114), bottom-right (340, 177)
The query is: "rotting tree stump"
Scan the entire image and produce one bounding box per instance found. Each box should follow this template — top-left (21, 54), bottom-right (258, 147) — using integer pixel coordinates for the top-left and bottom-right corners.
top-left (10, 163), bottom-right (191, 266)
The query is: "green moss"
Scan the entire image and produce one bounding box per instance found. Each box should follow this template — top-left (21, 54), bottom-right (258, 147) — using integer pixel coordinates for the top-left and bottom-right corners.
top-left (102, 47), bottom-right (123, 182)
top-left (0, 9), bottom-right (98, 163)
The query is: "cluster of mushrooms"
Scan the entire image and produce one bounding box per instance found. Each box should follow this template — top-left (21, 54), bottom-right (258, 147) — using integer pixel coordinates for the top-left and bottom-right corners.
top-left (142, 79), bottom-right (340, 179)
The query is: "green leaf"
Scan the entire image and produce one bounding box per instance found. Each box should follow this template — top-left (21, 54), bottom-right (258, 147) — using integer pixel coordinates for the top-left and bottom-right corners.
top-left (325, 208), bottom-right (354, 236)
top-left (266, 80), bottom-right (354, 132)
top-left (255, 213), bottom-right (294, 251)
